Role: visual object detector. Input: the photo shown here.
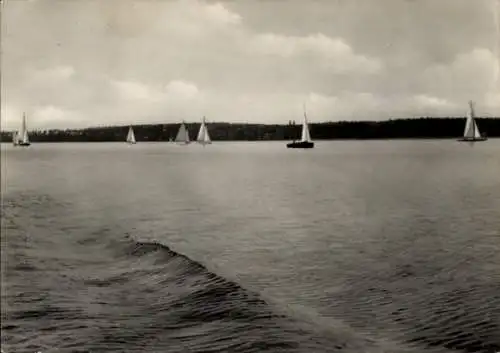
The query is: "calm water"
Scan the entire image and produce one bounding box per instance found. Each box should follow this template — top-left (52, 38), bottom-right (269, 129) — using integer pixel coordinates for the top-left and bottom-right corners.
top-left (1, 140), bottom-right (500, 353)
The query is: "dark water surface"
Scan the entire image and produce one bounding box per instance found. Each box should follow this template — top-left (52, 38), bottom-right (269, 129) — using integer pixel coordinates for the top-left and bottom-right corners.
top-left (1, 140), bottom-right (500, 353)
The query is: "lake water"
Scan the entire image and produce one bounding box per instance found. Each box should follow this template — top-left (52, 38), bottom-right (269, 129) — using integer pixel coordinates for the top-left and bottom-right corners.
top-left (1, 140), bottom-right (500, 353)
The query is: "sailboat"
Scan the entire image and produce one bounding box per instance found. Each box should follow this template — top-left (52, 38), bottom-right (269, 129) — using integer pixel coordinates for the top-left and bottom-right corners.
top-left (126, 126), bottom-right (136, 144)
top-left (17, 113), bottom-right (31, 147)
top-left (12, 131), bottom-right (19, 146)
top-left (196, 116), bottom-right (212, 145)
top-left (175, 121), bottom-right (191, 145)
top-left (458, 100), bottom-right (487, 142)
top-left (287, 104), bottom-right (314, 149)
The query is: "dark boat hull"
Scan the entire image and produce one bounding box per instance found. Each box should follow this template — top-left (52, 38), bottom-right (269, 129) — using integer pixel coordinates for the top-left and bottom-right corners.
top-left (457, 137), bottom-right (488, 142)
top-left (286, 141), bottom-right (314, 149)
top-left (18, 142), bottom-right (31, 146)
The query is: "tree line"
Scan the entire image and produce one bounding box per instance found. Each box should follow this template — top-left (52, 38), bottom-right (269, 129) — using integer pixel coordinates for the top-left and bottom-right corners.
top-left (1, 117), bottom-right (499, 142)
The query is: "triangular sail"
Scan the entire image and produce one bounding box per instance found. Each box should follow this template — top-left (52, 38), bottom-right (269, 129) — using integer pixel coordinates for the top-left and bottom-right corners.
top-left (12, 131), bottom-right (18, 145)
top-left (126, 126), bottom-right (136, 143)
top-left (463, 114), bottom-right (473, 138)
top-left (196, 116), bottom-right (212, 144)
top-left (472, 120), bottom-right (482, 139)
top-left (19, 113), bottom-right (30, 144)
top-left (300, 105), bottom-right (312, 142)
top-left (175, 122), bottom-right (190, 143)
top-left (463, 101), bottom-right (482, 139)
top-left (196, 121), bottom-right (205, 142)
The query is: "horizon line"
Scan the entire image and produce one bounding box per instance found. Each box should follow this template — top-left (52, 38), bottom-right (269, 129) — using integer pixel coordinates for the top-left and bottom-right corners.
top-left (1, 116), bottom-right (499, 133)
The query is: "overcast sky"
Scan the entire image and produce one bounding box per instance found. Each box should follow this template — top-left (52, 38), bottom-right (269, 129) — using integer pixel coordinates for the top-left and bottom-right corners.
top-left (1, 0), bottom-right (499, 130)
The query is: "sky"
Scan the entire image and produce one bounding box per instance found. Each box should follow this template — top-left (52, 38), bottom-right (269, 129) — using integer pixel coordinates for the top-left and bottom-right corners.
top-left (1, 0), bottom-right (499, 130)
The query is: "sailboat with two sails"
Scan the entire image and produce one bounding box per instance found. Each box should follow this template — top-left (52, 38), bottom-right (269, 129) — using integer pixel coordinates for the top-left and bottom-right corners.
top-left (13, 113), bottom-right (30, 147)
top-left (196, 116), bottom-right (212, 145)
top-left (287, 105), bottom-right (314, 149)
top-left (175, 121), bottom-right (191, 145)
top-left (126, 126), bottom-right (136, 144)
top-left (458, 100), bottom-right (487, 142)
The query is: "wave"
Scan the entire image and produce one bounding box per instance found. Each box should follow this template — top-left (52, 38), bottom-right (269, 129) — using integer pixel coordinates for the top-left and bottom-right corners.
top-left (2, 193), bottom-right (499, 352)
top-left (79, 238), bottom-right (387, 352)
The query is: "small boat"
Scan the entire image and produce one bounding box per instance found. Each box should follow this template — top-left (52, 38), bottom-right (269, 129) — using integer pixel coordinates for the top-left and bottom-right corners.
top-left (17, 113), bottom-right (31, 147)
top-left (175, 121), bottom-right (191, 145)
top-left (457, 100), bottom-right (487, 142)
top-left (287, 105), bottom-right (314, 149)
top-left (12, 131), bottom-right (19, 146)
top-left (126, 126), bottom-right (136, 144)
top-left (196, 116), bottom-right (212, 146)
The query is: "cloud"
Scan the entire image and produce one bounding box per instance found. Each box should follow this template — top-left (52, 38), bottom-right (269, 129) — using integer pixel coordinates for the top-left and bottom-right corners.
top-left (418, 47), bottom-right (499, 109)
top-left (165, 80), bottom-right (200, 100)
top-left (99, 79), bottom-right (204, 125)
top-left (111, 79), bottom-right (200, 103)
top-left (111, 80), bottom-right (159, 102)
top-left (144, 0), bottom-right (242, 40)
top-left (1, 104), bottom-right (84, 130)
top-left (29, 65), bottom-right (76, 82)
top-left (204, 2), bottom-right (242, 26)
top-left (32, 105), bottom-right (85, 129)
top-left (413, 95), bottom-right (454, 109)
top-left (484, 91), bottom-right (500, 111)
top-left (423, 48), bottom-right (498, 91)
top-left (248, 33), bottom-right (383, 74)
top-left (1, 105), bottom-right (23, 131)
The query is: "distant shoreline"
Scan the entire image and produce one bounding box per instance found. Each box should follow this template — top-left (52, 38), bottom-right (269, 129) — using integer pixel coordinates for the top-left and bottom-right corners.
top-left (2, 137), bottom-right (500, 144)
top-left (1, 117), bottom-right (499, 142)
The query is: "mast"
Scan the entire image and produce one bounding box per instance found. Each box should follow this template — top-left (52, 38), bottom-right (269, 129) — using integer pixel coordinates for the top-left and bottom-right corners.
top-left (196, 117), bottom-right (205, 142)
top-left (462, 100), bottom-right (485, 141)
top-left (197, 116), bottom-right (211, 144)
top-left (463, 102), bottom-right (474, 140)
top-left (285, 102), bottom-right (315, 148)
top-left (470, 100), bottom-right (475, 140)
top-left (469, 100), bottom-right (483, 140)
top-left (22, 113), bottom-right (26, 134)
top-left (300, 103), bottom-right (311, 142)
top-left (20, 112), bottom-right (29, 144)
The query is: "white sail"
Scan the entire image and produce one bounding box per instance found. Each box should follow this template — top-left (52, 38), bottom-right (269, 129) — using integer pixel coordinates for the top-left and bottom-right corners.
top-left (196, 116), bottom-right (212, 144)
top-left (126, 126), bottom-right (136, 144)
top-left (472, 120), bottom-right (482, 139)
top-left (175, 122), bottom-right (190, 143)
top-left (300, 107), bottom-right (312, 142)
top-left (22, 130), bottom-right (29, 143)
top-left (463, 101), bottom-right (482, 139)
top-left (12, 131), bottom-right (18, 146)
top-left (18, 113), bottom-right (30, 144)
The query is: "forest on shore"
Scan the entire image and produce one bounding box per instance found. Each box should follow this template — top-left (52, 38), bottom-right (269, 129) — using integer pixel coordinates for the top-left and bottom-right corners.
top-left (1, 117), bottom-right (499, 142)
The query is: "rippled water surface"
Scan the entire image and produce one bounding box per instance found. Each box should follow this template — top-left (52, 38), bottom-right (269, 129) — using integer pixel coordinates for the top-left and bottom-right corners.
top-left (2, 140), bottom-right (500, 353)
